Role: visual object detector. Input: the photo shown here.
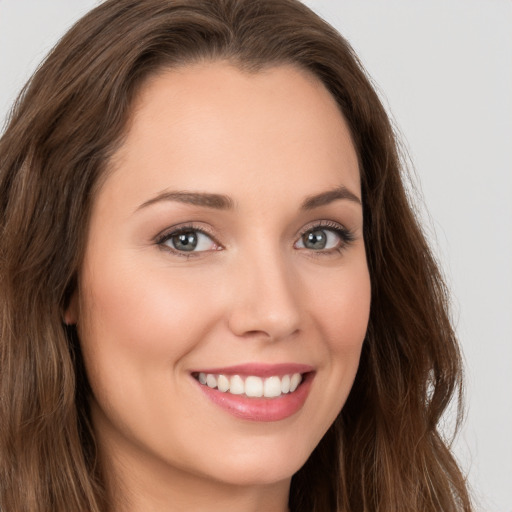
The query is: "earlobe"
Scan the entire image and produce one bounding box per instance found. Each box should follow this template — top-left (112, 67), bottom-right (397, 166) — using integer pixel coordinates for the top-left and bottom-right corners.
top-left (63, 291), bottom-right (79, 325)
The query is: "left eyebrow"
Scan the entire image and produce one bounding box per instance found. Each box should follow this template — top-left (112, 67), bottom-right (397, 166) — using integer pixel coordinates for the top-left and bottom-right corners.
top-left (301, 186), bottom-right (362, 210)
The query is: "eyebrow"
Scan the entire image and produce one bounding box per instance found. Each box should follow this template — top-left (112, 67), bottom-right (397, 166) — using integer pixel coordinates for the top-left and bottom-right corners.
top-left (301, 186), bottom-right (361, 210)
top-left (136, 185), bottom-right (361, 212)
top-left (137, 191), bottom-right (235, 211)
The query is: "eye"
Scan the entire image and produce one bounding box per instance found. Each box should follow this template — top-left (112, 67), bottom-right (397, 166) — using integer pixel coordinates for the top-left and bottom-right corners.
top-left (295, 223), bottom-right (354, 252)
top-left (158, 228), bottom-right (219, 254)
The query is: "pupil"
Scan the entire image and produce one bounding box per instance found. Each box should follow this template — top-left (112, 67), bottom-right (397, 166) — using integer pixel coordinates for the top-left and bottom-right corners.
top-left (173, 231), bottom-right (197, 251)
top-left (304, 230), bottom-right (326, 250)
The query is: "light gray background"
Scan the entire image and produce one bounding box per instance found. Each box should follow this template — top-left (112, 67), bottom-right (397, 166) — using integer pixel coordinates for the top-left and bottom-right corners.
top-left (1, 1), bottom-right (511, 510)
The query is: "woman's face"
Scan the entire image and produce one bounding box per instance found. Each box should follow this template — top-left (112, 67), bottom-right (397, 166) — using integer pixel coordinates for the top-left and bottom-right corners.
top-left (68, 62), bottom-right (371, 499)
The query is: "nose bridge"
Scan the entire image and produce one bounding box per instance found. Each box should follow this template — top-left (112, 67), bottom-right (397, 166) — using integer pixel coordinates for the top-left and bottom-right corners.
top-left (227, 240), bottom-right (302, 340)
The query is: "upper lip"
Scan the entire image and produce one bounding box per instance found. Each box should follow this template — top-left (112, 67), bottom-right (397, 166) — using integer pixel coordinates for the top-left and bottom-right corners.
top-left (190, 363), bottom-right (314, 378)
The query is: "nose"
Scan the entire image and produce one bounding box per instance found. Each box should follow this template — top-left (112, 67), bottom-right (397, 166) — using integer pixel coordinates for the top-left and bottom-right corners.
top-left (226, 247), bottom-right (302, 342)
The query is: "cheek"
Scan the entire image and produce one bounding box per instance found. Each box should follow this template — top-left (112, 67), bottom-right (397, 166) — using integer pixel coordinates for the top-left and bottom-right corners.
top-left (76, 256), bottom-right (220, 446)
top-left (308, 256), bottom-right (371, 351)
top-left (328, 282), bottom-right (370, 356)
top-left (306, 255), bottom-right (371, 399)
top-left (79, 258), bottom-right (215, 364)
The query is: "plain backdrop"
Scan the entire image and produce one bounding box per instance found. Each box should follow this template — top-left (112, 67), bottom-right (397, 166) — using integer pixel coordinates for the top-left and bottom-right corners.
top-left (1, 1), bottom-right (511, 511)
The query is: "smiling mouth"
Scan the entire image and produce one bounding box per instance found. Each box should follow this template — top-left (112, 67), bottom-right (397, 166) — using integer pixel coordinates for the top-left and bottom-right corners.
top-left (192, 372), bottom-right (304, 399)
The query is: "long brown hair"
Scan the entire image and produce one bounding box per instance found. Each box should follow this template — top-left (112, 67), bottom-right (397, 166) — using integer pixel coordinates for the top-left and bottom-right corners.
top-left (0, 0), bottom-right (472, 510)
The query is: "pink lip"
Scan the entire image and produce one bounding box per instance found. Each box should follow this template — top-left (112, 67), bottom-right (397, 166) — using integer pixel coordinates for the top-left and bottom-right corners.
top-left (191, 363), bottom-right (315, 422)
top-left (191, 362), bottom-right (314, 377)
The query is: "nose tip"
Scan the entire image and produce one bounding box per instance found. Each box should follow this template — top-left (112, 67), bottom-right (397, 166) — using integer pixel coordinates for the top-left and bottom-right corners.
top-left (227, 259), bottom-right (302, 342)
top-left (229, 303), bottom-right (301, 341)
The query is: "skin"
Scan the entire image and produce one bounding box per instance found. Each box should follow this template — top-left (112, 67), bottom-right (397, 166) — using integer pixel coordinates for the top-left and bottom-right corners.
top-left (66, 62), bottom-right (371, 512)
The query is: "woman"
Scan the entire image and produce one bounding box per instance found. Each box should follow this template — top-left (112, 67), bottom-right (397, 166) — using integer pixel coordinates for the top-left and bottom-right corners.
top-left (0, 0), bottom-right (473, 511)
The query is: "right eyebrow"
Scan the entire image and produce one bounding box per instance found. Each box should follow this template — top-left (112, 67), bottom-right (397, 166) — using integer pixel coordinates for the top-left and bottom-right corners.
top-left (301, 185), bottom-right (361, 210)
top-left (136, 190), bottom-right (235, 212)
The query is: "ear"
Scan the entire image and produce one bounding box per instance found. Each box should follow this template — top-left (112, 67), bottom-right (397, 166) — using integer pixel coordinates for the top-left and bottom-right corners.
top-left (63, 291), bottom-right (79, 325)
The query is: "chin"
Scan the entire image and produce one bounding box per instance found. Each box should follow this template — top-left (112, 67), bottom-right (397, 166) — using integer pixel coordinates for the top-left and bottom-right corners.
top-left (186, 431), bottom-right (319, 488)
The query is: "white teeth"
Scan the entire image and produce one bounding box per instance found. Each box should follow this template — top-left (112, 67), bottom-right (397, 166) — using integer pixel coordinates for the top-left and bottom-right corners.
top-left (290, 373), bottom-right (301, 392)
top-left (280, 374), bottom-right (291, 394)
top-left (196, 372), bottom-right (304, 398)
top-left (229, 375), bottom-right (244, 395)
top-left (245, 376), bottom-right (263, 397)
top-left (206, 374), bottom-right (217, 388)
top-left (264, 376), bottom-right (282, 398)
top-left (217, 374), bottom-right (230, 392)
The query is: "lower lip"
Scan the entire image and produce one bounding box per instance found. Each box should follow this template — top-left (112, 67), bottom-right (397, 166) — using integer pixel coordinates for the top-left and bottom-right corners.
top-left (195, 373), bottom-right (314, 422)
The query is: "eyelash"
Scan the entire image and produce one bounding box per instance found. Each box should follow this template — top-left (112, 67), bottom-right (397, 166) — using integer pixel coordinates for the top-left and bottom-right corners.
top-left (155, 223), bottom-right (220, 259)
top-left (297, 221), bottom-right (355, 252)
top-left (155, 221), bottom-right (355, 258)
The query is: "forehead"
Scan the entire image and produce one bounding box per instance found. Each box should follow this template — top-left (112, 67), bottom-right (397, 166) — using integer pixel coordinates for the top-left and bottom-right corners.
top-left (104, 61), bottom-right (360, 209)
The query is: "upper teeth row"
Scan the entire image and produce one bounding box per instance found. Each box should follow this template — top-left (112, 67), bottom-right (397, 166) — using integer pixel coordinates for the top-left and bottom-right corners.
top-left (197, 372), bottom-right (303, 398)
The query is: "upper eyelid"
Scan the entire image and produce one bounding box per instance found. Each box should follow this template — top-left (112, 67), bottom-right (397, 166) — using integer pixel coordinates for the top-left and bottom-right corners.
top-left (155, 223), bottom-right (218, 244)
top-left (297, 219), bottom-right (349, 235)
top-left (156, 219), bottom-right (346, 237)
